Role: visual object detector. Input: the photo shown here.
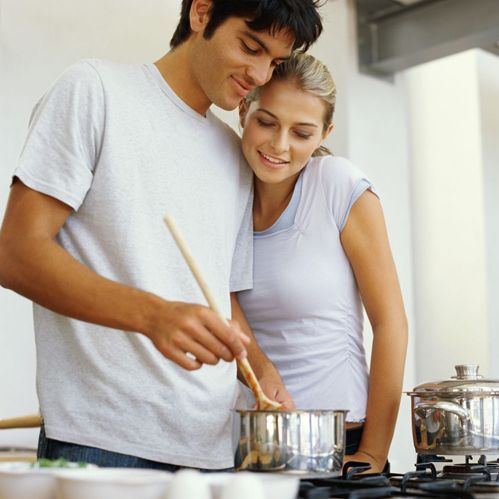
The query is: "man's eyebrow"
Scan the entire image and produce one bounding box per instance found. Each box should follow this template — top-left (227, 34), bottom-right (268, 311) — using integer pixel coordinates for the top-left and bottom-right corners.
top-left (243, 31), bottom-right (291, 62)
top-left (243, 31), bottom-right (270, 53)
top-left (256, 108), bottom-right (319, 128)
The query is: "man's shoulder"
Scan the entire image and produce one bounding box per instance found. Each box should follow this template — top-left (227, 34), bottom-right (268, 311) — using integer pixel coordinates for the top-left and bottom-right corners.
top-left (58, 59), bottom-right (144, 86)
top-left (208, 113), bottom-right (241, 147)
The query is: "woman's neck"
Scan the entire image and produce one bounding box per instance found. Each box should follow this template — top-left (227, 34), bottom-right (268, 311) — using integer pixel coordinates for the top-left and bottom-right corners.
top-left (253, 173), bottom-right (300, 231)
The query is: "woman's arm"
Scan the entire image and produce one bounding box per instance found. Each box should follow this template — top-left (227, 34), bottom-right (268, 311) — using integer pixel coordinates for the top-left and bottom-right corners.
top-left (340, 190), bottom-right (408, 473)
top-left (231, 294), bottom-right (295, 409)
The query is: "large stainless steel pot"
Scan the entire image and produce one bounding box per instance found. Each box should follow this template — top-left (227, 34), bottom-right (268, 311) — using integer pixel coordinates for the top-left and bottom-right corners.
top-left (235, 409), bottom-right (348, 476)
top-left (407, 364), bottom-right (499, 455)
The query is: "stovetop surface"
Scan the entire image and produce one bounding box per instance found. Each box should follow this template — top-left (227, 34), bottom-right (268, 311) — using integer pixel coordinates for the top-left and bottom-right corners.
top-left (298, 455), bottom-right (499, 498)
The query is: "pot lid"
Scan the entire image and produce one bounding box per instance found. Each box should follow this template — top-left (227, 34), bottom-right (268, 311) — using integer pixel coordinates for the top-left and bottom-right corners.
top-left (410, 365), bottom-right (499, 395)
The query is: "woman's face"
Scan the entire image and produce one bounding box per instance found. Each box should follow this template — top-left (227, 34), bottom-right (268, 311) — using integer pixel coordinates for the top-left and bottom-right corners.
top-left (240, 79), bottom-right (332, 186)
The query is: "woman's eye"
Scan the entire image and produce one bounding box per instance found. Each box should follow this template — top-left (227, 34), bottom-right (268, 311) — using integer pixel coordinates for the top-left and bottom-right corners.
top-left (241, 42), bottom-right (259, 55)
top-left (256, 118), bottom-right (274, 127)
top-left (295, 131), bottom-right (312, 139)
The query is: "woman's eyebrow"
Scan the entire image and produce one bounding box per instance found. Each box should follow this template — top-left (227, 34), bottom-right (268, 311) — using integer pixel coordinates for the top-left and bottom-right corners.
top-left (256, 108), bottom-right (318, 128)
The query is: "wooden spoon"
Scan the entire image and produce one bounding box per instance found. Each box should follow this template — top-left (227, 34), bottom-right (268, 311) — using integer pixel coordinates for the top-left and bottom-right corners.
top-left (0, 414), bottom-right (42, 429)
top-left (164, 215), bottom-right (281, 410)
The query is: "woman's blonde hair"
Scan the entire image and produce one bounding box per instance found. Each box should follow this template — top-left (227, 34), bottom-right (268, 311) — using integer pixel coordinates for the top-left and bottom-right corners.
top-left (244, 52), bottom-right (336, 156)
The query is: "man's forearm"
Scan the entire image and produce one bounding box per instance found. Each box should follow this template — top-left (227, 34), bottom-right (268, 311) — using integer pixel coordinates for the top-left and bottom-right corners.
top-left (0, 235), bottom-right (157, 334)
top-left (0, 182), bottom-right (247, 370)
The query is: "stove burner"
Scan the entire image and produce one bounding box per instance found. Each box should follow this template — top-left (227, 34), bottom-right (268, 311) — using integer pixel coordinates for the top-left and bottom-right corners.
top-left (400, 462), bottom-right (437, 493)
top-left (299, 476), bottom-right (395, 499)
top-left (419, 480), bottom-right (475, 498)
top-left (441, 454), bottom-right (499, 479)
top-left (298, 454), bottom-right (499, 498)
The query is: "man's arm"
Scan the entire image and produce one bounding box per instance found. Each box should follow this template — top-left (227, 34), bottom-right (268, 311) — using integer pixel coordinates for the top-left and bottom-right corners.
top-left (0, 181), bottom-right (248, 370)
top-left (231, 293), bottom-right (294, 409)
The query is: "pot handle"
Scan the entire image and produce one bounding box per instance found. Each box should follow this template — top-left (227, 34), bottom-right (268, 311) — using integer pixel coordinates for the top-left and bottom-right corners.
top-left (414, 400), bottom-right (470, 421)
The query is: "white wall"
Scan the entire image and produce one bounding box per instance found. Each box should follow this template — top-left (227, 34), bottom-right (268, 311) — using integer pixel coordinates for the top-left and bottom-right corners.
top-left (403, 49), bottom-right (499, 383)
top-left (477, 51), bottom-right (499, 379)
top-left (0, 0), bottom-right (182, 448)
top-left (0, 0), bottom-right (429, 471)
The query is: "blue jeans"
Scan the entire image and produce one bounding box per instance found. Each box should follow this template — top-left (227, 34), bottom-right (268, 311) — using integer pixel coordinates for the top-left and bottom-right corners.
top-left (37, 426), bottom-right (233, 472)
top-left (345, 425), bottom-right (363, 455)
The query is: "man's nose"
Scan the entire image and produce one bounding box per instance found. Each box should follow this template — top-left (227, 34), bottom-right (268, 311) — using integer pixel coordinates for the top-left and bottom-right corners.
top-left (246, 60), bottom-right (273, 87)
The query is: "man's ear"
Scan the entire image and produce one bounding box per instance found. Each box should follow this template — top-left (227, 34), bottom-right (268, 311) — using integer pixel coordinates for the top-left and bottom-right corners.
top-left (190, 0), bottom-right (212, 34)
top-left (239, 100), bottom-right (248, 128)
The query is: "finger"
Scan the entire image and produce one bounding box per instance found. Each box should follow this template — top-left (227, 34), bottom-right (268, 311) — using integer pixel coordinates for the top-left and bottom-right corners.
top-left (278, 397), bottom-right (294, 410)
top-left (228, 320), bottom-right (251, 346)
top-left (162, 346), bottom-right (203, 371)
top-left (177, 334), bottom-right (220, 365)
top-left (203, 312), bottom-right (247, 359)
top-left (187, 326), bottom-right (234, 363)
top-left (239, 331), bottom-right (251, 345)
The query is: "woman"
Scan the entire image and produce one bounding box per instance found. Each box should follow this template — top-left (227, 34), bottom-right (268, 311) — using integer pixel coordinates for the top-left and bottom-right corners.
top-left (237, 52), bottom-right (408, 472)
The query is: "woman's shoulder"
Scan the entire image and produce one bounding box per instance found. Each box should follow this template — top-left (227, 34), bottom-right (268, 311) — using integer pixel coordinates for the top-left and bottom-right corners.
top-left (304, 155), bottom-right (376, 230)
top-left (306, 155), bottom-right (369, 189)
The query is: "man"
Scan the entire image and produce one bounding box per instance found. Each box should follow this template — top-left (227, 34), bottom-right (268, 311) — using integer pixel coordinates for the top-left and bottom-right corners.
top-left (0, 0), bottom-right (322, 470)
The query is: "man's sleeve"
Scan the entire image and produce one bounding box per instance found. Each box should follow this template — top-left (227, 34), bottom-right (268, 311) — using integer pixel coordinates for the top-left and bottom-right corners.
top-left (14, 60), bottom-right (105, 211)
top-left (229, 185), bottom-right (253, 293)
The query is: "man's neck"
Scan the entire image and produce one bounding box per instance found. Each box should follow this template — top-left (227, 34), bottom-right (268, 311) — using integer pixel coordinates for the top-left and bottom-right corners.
top-left (154, 44), bottom-right (211, 116)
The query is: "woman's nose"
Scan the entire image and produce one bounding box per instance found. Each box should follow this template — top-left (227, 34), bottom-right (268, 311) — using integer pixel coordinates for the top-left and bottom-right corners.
top-left (270, 132), bottom-right (289, 153)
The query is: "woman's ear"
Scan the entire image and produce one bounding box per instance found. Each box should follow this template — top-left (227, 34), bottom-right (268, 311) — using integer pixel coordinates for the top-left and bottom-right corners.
top-left (239, 100), bottom-right (248, 129)
top-left (322, 123), bottom-right (334, 141)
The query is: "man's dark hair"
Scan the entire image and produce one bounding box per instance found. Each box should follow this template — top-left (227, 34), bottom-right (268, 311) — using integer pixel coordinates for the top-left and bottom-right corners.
top-left (170, 0), bottom-right (323, 52)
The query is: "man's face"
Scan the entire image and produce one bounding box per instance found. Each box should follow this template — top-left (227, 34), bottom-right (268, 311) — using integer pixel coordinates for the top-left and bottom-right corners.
top-left (189, 17), bottom-right (295, 113)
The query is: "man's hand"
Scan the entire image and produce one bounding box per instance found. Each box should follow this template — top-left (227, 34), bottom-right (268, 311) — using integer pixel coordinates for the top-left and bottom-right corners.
top-left (0, 182), bottom-right (249, 372)
top-left (144, 298), bottom-right (250, 371)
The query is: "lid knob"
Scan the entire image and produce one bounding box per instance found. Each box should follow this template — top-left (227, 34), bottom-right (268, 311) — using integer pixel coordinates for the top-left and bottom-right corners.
top-left (454, 364), bottom-right (481, 379)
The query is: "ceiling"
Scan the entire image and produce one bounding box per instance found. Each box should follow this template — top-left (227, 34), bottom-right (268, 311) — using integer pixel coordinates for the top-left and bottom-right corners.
top-left (354, 0), bottom-right (499, 78)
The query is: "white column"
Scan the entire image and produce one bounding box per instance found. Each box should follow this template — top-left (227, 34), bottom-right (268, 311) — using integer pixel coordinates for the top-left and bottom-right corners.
top-left (477, 51), bottom-right (499, 378)
top-left (404, 49), bottom-right (499, 382)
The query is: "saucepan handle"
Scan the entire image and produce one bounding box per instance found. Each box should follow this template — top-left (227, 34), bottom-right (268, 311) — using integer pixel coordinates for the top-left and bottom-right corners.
top-left (414, 400), bottom-right (469, 421)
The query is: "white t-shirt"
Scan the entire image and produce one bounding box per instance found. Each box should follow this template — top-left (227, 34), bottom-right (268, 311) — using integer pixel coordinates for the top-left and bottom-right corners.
top-left (14, 59), bottom-right (253, 468)
top-left (238, 155), bottom-right (374, 422)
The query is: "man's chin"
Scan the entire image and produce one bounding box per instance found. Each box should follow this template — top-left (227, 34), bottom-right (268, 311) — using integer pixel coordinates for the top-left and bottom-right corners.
top-left (212, 95), bottom-right (243, 111)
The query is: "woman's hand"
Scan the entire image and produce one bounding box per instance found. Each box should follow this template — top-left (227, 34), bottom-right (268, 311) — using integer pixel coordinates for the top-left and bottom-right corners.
top-left (231, 293), bottom-right (295, 410)
top-left (343, 450), bottom-right (386, 474)
top-left (258, 371), bottom-right (295, 410)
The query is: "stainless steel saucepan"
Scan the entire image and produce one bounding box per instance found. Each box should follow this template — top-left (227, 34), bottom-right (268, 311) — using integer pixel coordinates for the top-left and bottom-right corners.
top-left (407, 364), bottom-right (499, 455)
top-left (235, 409), bottom-right (348, 476)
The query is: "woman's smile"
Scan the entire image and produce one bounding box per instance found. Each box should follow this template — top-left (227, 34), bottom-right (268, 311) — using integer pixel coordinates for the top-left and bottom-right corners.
top-left (258, 150), bottom-right (290, 168)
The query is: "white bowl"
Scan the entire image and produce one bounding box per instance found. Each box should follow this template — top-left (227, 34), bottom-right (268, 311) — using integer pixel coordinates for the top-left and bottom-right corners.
top-left (55, 468), bottom-right (172, 499)
top-left (165, 469), bottom-right (211, 499)
top-left (207, 472), bottom-right (299, 499)
top-left (0, 462), bottom-right (57, 499)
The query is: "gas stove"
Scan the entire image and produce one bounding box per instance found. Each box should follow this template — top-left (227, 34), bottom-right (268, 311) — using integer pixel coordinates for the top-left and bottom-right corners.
top-left (298, 455), bottom-right (499, 498)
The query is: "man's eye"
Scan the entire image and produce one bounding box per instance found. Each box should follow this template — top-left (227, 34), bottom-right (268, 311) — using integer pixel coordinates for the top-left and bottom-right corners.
top-left (241, 42), bottom-right (259, 55)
